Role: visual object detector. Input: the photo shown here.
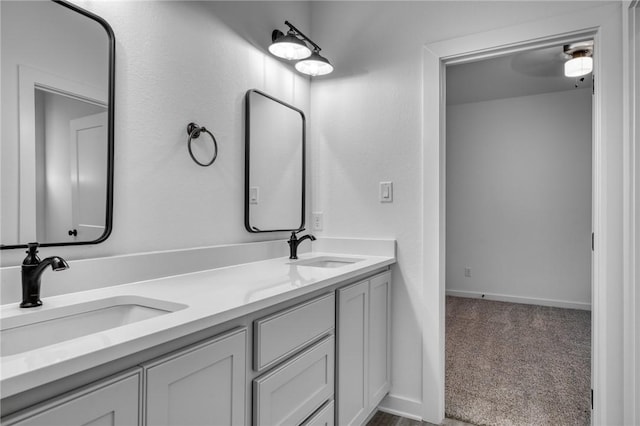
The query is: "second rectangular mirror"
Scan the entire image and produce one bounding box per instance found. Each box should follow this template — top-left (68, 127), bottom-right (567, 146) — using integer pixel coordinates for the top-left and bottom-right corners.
top-left (245, 89), bottom-right (305, 233)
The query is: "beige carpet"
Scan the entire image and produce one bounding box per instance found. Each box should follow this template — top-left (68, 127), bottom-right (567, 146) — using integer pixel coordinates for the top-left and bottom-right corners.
top-left (445, 296), bottom-right (591, 426)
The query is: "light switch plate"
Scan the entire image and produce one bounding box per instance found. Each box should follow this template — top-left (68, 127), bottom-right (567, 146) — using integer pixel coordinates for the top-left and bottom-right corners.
top-left (312, 212), bottom-right (323, 231)
top-left (380, 181), bottom-right (393, 203)
top-left (249, 187), bottom-right (259, 204)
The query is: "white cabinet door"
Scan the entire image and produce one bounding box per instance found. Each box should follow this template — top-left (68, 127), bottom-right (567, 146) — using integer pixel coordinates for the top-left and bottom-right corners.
top-left (367, 272), bottom-right (391, 410)
top-left (3, 370), bottom-right (141, 426)
top-left (144, 328), bottom-right (247, 426)
top-left (337, 280), bottom-right (369, 426)
top-left (337, 271), bottom-right (392, 426)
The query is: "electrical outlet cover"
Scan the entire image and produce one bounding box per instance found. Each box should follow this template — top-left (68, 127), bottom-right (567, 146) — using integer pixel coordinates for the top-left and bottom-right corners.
top-left (312, 212), bottom-right (323, 231)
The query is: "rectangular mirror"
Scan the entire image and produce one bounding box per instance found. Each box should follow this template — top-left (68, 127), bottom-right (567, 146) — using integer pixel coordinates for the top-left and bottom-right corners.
top-left (1, 0), bottom-right (115, 249)
top-left (245, 89), bottom-right (305, 233)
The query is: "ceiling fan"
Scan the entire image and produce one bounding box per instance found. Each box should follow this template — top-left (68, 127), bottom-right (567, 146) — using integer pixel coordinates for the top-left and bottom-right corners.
top-left (510, 40), bottom-right (594, 79)
top-left (562, 40), bottom-right (594, 77)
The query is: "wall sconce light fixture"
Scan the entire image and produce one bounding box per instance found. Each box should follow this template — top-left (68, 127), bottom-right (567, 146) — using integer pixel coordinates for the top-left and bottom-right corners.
top-left (563, 41), bottom-right (593, 77)
top-left (270, 21), bottom-right (333, 76)
top-left (295, 50), bottom-right (334, 77)
top-left (269, 27), bottom-right (311, 60)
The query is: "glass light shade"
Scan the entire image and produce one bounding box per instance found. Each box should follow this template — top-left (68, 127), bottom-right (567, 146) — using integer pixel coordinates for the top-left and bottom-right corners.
top-left (564, 56), bottom-right (593, 77)
top-left (269, 33), bottom-right (312, 60)
top-left (295, 51), bottom-right (334, 76)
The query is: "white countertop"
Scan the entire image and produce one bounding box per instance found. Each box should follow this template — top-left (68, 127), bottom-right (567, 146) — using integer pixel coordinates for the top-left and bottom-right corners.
top-left (0, 251), bottom-right (394, 398)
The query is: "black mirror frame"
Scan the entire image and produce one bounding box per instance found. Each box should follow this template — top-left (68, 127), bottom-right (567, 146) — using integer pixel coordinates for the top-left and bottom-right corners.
top-left (1, 0), bottom-right (115, 250)
top-left (244, 89), bottom-right (305, 233)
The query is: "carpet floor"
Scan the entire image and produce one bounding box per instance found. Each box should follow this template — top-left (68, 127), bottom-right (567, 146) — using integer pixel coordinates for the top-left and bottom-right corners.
top-left (445, 296), bottom-right (591, 426)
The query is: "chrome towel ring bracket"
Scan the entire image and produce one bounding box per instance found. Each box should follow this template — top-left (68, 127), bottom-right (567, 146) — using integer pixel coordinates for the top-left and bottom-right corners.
top-left (186, 122), bottom-right (218, 167)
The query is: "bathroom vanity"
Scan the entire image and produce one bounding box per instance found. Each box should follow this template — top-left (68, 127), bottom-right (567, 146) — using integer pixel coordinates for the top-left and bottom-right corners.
top-left (0, 248), bottom-right (394, 426)
top-left (0, 2), bottom-right (393, 424)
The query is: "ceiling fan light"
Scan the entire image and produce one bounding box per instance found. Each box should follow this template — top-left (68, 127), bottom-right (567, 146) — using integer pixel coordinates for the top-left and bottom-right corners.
top-left (268, 31), bottom-right (312, 60)
top-left (295, 51), bottom-right (334, 76)
top-left (564, 55), bottom-right (592, 77)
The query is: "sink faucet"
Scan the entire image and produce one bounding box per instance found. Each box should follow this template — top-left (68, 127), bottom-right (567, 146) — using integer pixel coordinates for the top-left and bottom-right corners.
top-left (288, 229), bottom-right (316, 260)
top-left (21, 242), bottom-right (69, 308)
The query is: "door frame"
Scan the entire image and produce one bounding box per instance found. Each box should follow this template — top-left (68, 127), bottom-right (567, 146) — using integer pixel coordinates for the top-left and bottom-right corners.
top-left (421, 4), bottom-right (625, 424)
top-left (623, 2), bottom-right (639, 424)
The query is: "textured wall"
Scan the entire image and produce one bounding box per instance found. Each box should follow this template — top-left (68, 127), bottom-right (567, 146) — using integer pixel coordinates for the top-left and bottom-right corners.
top-left (1, 1), bottom-right (311, 266)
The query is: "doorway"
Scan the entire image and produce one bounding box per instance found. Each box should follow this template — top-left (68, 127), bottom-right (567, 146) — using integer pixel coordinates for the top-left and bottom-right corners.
top-left (443, 44), bottom-right (593, 425)
top-left (421, 6), bottom-right (625, 424)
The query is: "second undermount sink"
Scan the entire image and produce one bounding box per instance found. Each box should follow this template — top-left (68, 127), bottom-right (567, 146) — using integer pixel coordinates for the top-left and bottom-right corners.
top-left (292, 256), bottom-right (364, 269)
top-left (0, 296), bottom-right (187, 357)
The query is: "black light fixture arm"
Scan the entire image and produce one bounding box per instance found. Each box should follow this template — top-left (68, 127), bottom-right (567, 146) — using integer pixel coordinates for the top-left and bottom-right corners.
top-left (284, 20), bottom-right (321, 52)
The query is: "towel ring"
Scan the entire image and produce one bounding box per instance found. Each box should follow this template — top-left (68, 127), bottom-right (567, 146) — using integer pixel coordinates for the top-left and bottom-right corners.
top-left (186, 122), bottom-right (218, 167)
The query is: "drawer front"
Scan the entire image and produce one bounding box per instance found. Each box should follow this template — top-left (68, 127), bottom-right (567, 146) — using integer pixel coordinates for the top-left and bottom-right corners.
top-left (253, 335), bottom-right (335, 426)
top-left (302, 400), bottom-right (334, 426)
top-left (254, 292), bottom-right (335, 372)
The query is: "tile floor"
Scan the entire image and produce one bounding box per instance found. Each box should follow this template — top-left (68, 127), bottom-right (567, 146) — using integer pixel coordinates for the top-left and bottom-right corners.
top-left (366, 411), bottom-right (475, 426)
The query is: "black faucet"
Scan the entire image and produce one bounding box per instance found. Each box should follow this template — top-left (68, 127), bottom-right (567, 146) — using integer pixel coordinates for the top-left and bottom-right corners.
top-left (21, 242), bottom-right (69, 308)
top-left (288, 229), bottom-right (316, 260)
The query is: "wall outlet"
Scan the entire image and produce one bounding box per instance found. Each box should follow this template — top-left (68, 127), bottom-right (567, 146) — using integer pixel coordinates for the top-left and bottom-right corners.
top-left (312, 212), bottom-right (323, 231)
top-left (464, 267), bottom-right (471, 277)
top-left (380, 181), bottom-right (393, 203)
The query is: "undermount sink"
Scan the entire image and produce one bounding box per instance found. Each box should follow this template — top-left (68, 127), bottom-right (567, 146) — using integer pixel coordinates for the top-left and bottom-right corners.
top-left (292, 256), bottom-right (364, 269)
top-left (0, 296), bottom-right (187, 357)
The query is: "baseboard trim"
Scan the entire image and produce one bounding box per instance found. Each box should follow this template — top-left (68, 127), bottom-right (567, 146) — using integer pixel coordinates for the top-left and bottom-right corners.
top-left (446, 289), bottom-right (591, 311)
top-left (377, 394), bottom-right (422, 421)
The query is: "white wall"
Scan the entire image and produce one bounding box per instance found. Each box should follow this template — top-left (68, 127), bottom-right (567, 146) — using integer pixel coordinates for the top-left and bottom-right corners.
top-left (1, 1), bottom-right (312, 266)
top-left (309, 1), bottom-right (606, 417)
top-left (636, 4), bottom-right (640, 419)
top-left (631, 3), bottom-right (640, 423)
top-left (446, 89), bottom-right (592, 309)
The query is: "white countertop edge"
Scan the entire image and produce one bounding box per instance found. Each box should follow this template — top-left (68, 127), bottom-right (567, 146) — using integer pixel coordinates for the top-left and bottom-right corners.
top-left (0, 237), bottom-right (396, 304)
top-left (1, 252), bottom-right (394, 398)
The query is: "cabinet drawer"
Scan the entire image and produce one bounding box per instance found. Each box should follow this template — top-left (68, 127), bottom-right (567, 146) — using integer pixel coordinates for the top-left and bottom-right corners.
top-left (253, 335), bottom-right (335, 426)
top-left (302, 400), bottom-right (334, 426)
top-left (254, 292), bottom-right (334, 372)
top-left (2, 369), bottom-right (141, 426)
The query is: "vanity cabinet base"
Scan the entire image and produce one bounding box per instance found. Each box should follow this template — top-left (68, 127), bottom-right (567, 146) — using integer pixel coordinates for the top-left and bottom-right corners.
top-left (2, 267), bottom-right (392, 426)
top-left (337, 271), bottom-right (391, 426)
